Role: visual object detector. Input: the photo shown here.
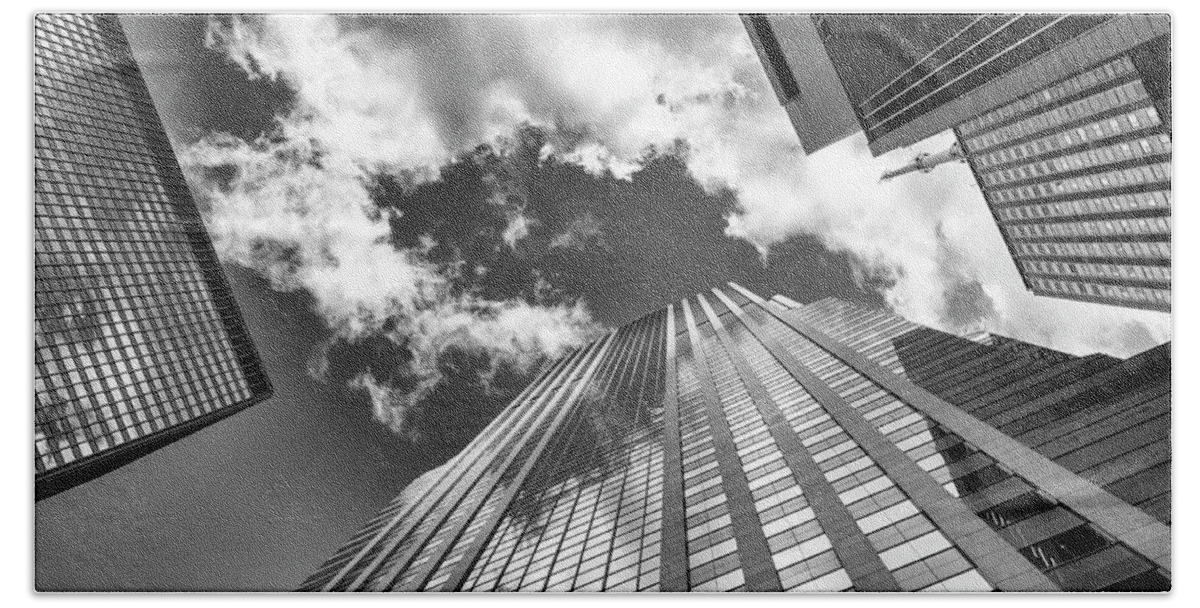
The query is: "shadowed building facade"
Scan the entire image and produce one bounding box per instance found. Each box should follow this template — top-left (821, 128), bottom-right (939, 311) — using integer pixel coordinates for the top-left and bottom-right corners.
top-left (743, 13), bottom-right (1168, 156)
top-left (34, 13), bottom-right (272, 500)
top-left (301, 284), bottom-right (1168, 592)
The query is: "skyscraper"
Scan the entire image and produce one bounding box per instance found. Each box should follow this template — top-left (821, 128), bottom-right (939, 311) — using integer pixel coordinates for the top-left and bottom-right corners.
top-left (955, 37), bottom-right (1170, 312)
top-left (301, 283), bottom-right (1169, 592)
top-left (34, 13), bottom-right (272, 500)
top-left (744, 14), bottom-right (1169, 156)
top-left (743, 14), bottom-right (1171, 313)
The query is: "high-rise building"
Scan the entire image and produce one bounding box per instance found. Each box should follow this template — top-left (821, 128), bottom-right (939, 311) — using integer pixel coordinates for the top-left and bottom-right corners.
top-left (744, 14), bottom-right (1169, 156)
top-left (300, 283), bottom-right (1169, 592)
top-left (743, 14), bottom-right (1171, 313)
top-left (955, 37), bottom-right (1171, 312)
top-left (34, 13), bottom-right (272, 500)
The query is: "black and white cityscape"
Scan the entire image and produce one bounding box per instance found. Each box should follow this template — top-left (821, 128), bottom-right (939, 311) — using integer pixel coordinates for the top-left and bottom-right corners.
top-left (34, 13), bottom-right (1171, 592)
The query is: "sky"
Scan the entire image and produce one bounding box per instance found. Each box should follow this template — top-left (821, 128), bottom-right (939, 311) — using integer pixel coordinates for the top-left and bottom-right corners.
top-left (34, 13), bottom-right (1172, 591)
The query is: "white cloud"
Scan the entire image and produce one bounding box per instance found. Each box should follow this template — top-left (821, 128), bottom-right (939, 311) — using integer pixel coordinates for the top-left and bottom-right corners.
top-left (357, 295), bottom-right (599, 438)
top-left (549, 213), bottom-right (606, 252)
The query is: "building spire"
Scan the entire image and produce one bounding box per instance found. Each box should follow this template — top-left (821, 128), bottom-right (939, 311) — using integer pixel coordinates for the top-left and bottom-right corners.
top-left (879, 141), bottom-right (966, 182)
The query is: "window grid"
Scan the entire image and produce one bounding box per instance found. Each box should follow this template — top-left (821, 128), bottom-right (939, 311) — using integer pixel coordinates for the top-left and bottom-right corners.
top-left (34, 14), bottom-right (264, 481)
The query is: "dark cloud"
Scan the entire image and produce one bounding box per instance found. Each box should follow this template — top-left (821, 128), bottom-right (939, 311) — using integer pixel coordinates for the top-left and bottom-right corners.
top-left (930, 223), bottom-right (996, 332)
top-left (941, 276), bottom-right (997, 331)
top-left (1115, 321), bottom-right (1159, 356)
top-left (122, 15), bottom-right (293, 145)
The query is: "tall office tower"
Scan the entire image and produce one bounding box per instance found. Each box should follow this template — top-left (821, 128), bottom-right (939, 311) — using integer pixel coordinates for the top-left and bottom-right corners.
top-left (955, 36), bottom-right (1171, 312)
top-left (743, 14), bottom-right (1169, 156)
top-left (33, 14), bottom-right (272, 500)
top-left (301, 283), bottom-right (1168, 592)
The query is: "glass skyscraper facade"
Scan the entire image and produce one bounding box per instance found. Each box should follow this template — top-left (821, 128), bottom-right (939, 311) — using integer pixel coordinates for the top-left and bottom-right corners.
top-left (956, 36), bottom-right (1170, 312)
top-left (745, 14), bottom-right (1169, 156)
top-left (301, 284), bottom-right (1169, 592)
top-left (34, 13), bottom-right (272, 500)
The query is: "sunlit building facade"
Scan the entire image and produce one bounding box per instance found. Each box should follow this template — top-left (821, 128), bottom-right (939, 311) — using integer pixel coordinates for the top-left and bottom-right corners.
top-left (301, 284), bottom-right (1169, 592)
top-left (34, 13), bottom-right (272, 500)
top-left (744, 13), bottom-right (1169, 156)
top-left (956, 36), bottom-right (1170, 312)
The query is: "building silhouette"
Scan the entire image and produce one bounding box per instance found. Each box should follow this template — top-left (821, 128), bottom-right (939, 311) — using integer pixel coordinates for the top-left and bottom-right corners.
top-left (743, 14), bottom-right (1171, 313)
top-left (34, 13), bottom-right (272, 500)
top-left (300, 283), bottom-right (1168, 592)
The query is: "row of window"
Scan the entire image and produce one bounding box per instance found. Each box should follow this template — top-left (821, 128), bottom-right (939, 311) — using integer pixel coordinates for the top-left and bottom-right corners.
top-left (36, 94), bottom-right (154, 148)
top-left (1004, 215), bottom-right (1169, 240)
top-left (36, 316), bottom-right (235, 389)
top-left (972, 102), bottom-right (1161, 172)
top-left (994, 190), bottom-right (1169, 222)
top-left (36, 69), bottom-right (148, 118)
top-left (35, 13), bottom-right (117, 56)
top-left (36, 133), bottom-right (164, 176)
top-left (37, 152), bottom-right (167, 186)
top-left (964, 77), bottom-right (1150, 153)
top-left (1032, 277), bottom-right (1170, 306)
top-left (37, 194), bottom-right (173, 228)
top-left (37, 134), bottom-right (165, 185)
top-left (36, 261), bottom-right (209, 290)
top-left (1015, 239), bottom-right (1169, 261)
top-left (959, 55), bottom-right (1136, 137)
top-left (37, 87), bottom-right (156, 143)
top-left (36, 170), bottom-right (181, 206)
top-left (980, 133), bottom-right (1170, 187)
top-left (989, 157), bottom-right (1169, 205)
top-left (35, 268), bottom-right (221, 317)
top-left (1021, 259), bottom-right (1169, 284)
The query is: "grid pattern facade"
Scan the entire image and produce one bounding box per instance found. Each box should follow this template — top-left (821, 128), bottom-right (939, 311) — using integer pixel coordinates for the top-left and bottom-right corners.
top-left (956, 40), bottom-right (1171, 312)
top-left (779, 294), bottom-right (1169, 588)
top-left (33, 13), bottom-right (271, 499)
top-left (302, 284), bottom-right (1168, 592)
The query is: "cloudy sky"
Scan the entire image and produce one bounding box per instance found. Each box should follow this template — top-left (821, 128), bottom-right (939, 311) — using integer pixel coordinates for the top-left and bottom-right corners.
top-left (36, 13), bottom-right (1171, 591)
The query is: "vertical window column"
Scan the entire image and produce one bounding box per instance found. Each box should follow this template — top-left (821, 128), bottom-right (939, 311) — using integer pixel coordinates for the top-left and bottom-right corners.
top-left (680, 299), bottom-right (782, 591)
top-left (701, 290), bottom-right (900, 591)
top-left (657, 304), bottom-right (690, 591)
